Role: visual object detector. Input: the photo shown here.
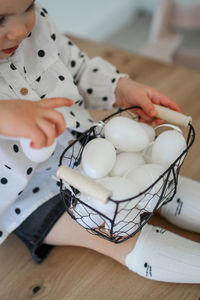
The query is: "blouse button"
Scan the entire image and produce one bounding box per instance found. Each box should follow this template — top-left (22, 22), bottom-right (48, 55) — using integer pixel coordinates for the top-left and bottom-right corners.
top-left (20, 88), bottom-right (28, 96)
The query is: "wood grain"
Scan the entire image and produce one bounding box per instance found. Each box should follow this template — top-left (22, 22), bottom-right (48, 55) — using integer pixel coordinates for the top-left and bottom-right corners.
top-left (1, 36), bottom-right (200, 300)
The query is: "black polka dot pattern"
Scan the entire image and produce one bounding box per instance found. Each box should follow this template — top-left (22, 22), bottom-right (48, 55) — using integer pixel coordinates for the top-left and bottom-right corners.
top-left (58, 75), bottom-right (65, 81)
top-left (36, 76), bottom-right (41, 82)
top-left (93, 68), bottom-right (99, 72)
top-left (0, 231), bottom-right (3, 237)
top-left (4, 165), bottom-right (11, 169)
top-left (111, 78), bottom-right (116, 83)
top-left (10, 63), bottom-right (17, 70)
top-left (27, 167), bottom-right (33, 175)
top-left (75, 100), bottom-right (83, 106)
top-left (42, 8), bottom-right (48, 14)
top-left (68, 41), bottom-right (73, 46)
top-left (40, 94), bottom-right (46, 99)
top-left (13, 144), bottom-right (19, 152)
top-left (18, 191), bottom-right (23, 196)
top-left (70, 60), bottom-right (76, 68)
top-left (51, 33), bottom-right (56, 41)
top-left (15, 208), bottom-right (21, 215)
top-left (27, 32), bottom-right (32, 38)
top-left (76, 121), bottom-right (80, 128)
top-left (33, 187), bottom-right (40, 194)
top-left (102, 97), bottom-right (108, 101)
top-left (13, 144), bottom-right (19, 153)
top-left (1, 178), bottom-right (8, 184)
top-left (87, 88), bottom-right (93, 94)
top-left (23, 66), bottom-right (27, 74)
top-left (40, 12), bottom-right (46, 17)
top-left (38, 50), bottom-right (45, 57)
top-left (70, 111), bottom-right (75, 117)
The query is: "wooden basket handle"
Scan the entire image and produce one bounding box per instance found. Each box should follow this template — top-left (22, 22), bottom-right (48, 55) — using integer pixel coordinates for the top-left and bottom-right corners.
top-left (154, 104), bottom-right (192, 127)
top-left (57, 165), bottom-right (112, 204)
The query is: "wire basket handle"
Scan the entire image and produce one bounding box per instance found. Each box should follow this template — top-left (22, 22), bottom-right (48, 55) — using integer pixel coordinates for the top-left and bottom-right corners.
top-left (154, 104), bottom-right (192, 127)
top-left (57, 165), bottom-right (112, 204)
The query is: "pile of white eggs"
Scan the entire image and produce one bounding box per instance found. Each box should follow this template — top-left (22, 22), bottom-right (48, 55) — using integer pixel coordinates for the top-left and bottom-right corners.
top-left (73, 116), bottom-right (187, 236)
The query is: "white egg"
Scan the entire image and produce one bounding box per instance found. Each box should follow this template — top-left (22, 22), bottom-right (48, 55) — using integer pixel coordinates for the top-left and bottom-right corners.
top-left (124, 163), bottom-right (166, 212)
top-left (81, 138), bottom-right (116, 179)
top-left (81, 191), bottom-right (115, 217)
top-left (105, 208), bottom-right (140, 236)
top-left (142, 142), bottom-right (154, 163)
top-left (73, 202), bottom-right (104, 229)
top-left (104, 116), bottom-right (149, 152)
top-left (86, 177), bottom-right (140, 217)
top-left (139, 122), bottom-right (155, 143)
top-left (152, 130), bottom-right (187, 167)
top-left (110, 152), bottom-right (145, 177)
top-left (20, 138), bottom-right (57, 163)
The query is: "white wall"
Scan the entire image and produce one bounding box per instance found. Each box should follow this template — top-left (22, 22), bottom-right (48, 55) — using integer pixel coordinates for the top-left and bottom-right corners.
top-left (38, 0), bottom-right (138, 41)
top-left (138, 0), bottom-right (200, 13)
top-left (38, 0), bottom-right (199, 41)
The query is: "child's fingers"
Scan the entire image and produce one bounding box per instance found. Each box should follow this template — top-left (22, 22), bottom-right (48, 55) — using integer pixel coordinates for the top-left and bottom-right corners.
top-left (40, 97), bottom-right (74, 108)
top-left (37, 119), bottom-right (57, 147)
top-left (148, 90), bottom-right (181, 113)
top-left (29, 126), bottom-right (47, 149)
top-left (44, 110), bottom-right (66, 136)
top-left (136, 95), bottom-right (157, 117)
top-left (135, 108), bottom-right (155, 123)
top-left (29, 98), bottom-right (73, 148)
top-left (155, 118), bottom-right (165, 125)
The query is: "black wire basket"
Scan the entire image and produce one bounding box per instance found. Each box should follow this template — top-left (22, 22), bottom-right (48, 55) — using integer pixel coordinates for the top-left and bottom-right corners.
top-left (57, 106), bottom-right (195, 243)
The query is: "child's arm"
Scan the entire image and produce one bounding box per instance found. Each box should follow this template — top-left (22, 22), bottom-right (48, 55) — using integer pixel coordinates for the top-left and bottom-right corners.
top-left (114, 77), bottom-right (181, 124)
top-left (0, 98), bottom-right (73, 148)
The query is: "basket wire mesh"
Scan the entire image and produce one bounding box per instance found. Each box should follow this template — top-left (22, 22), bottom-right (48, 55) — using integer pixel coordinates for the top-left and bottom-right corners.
top-left (58, 106), bottom-right (195, 243)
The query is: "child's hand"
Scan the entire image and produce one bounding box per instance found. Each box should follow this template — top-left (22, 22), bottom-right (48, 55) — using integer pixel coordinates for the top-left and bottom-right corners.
top-left (114, 77), bottom-right (181, 124)
top-left (0, 98), bottom-right (73, 148)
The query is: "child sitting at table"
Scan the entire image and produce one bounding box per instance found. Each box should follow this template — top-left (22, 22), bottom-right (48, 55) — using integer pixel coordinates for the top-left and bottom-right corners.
top-left (0, 0), bottom-right (200, 284)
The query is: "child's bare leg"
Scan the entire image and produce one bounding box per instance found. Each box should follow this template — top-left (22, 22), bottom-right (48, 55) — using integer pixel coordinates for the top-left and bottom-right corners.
top-left (44, 212), bottom-right (139, 265)
top-left (44, 212), bottom-right (200, 283)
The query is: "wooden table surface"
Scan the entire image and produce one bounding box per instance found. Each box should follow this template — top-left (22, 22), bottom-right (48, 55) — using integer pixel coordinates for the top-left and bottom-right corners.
top-left (1, 36), bottom-right (200, 300)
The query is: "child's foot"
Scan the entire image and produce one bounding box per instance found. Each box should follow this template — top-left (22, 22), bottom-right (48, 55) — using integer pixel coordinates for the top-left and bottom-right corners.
top-left (160, 176), bottom-right (200, 232)
top-left (125, 223), bottom-right (200, 283)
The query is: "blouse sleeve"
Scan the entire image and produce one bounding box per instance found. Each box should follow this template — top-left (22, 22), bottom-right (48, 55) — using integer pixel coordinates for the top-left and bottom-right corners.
top-left (42, 5), bottom-right (128, 110)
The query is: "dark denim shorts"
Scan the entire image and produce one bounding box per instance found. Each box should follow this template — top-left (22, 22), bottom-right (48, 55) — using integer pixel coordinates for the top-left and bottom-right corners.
top-left (13, 194), bottom-right (66, 264)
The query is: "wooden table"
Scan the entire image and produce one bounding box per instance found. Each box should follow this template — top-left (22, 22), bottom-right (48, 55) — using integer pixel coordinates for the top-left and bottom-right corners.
top-left (1, 36), bottom-right (200, 300)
